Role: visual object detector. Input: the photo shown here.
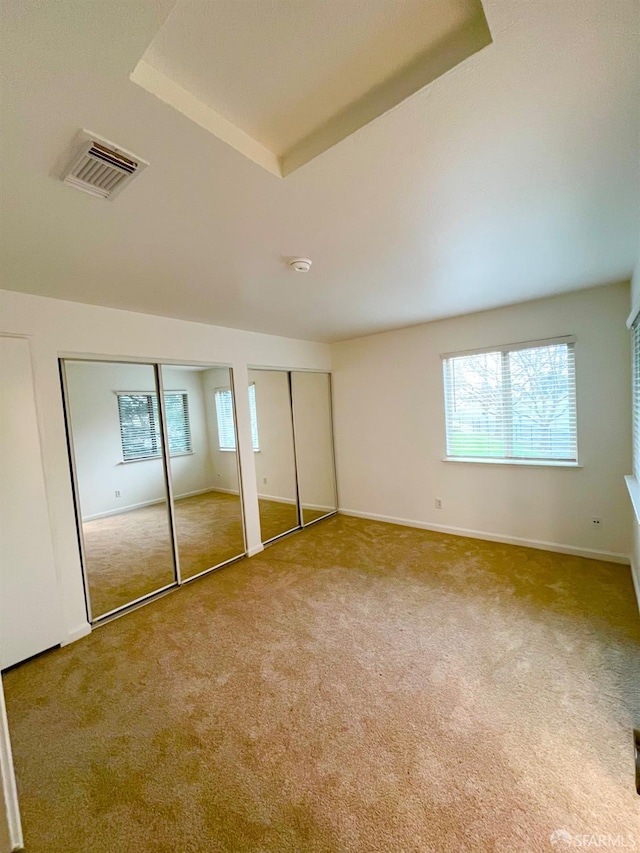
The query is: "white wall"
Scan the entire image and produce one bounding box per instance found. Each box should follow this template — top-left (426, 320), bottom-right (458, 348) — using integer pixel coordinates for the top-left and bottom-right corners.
top-left (332, 282), bottom-right (632, 561)
top-left (0, 290), bottom-right (330, 648)
top-left (65, 362), bottom-right (216, 519)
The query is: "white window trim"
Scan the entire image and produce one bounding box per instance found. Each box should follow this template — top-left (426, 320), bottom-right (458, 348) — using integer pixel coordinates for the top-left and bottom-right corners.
top-left (443, 457), bottom-right (582, 468)
top-left (440, 335), bottom-right (576, 360)
top-left (118, 451), bottom-right (193, 465)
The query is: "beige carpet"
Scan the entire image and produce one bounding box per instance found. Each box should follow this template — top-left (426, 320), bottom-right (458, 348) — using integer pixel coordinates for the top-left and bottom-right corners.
top-left (4, 516), bottom-right (639, 852)
top-left (82, 492), bottom-right (327, 618)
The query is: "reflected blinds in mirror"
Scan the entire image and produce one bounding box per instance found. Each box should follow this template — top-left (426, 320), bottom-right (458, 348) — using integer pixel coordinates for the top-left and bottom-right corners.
top-left (214, 388), bottom-right (236, 450)
top-left (215, 384), bottom-right (259, 451)
top-left (117, 392), bottom-right (191, 461)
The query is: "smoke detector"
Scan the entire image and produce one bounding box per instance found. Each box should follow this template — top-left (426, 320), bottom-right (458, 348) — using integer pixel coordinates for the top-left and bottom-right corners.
top-left (289, 258), bottom-right (312, 272)
top-left (61, 130), bottom-right (149, 200)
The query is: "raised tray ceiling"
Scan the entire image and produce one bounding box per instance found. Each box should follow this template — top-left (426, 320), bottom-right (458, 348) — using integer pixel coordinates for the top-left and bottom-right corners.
top-left (131, 0), bottom-right (492, 177)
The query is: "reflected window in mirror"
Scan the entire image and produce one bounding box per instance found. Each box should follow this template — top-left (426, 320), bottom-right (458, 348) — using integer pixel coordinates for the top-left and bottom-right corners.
top-left (117, 391), bottom-right (192, 461)
top-left (215, 384), bottom-right (259, 451)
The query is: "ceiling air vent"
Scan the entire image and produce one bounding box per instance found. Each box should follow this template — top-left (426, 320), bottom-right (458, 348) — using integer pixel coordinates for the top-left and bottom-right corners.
top-left (61, 130), bottom-right (149, 200)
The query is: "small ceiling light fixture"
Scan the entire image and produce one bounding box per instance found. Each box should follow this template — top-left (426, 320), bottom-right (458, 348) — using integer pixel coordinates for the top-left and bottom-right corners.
top-left (289, 258), bottom-right (312, 272)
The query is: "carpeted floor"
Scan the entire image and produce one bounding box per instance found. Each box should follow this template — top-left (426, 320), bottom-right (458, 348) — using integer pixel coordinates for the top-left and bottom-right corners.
top-left (83, 491), bottom-right (328, 617)
top-left (4, 515), bottom-right (639, 852)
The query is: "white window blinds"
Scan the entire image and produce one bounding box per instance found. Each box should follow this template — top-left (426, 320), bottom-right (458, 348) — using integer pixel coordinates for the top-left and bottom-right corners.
top-left (214, 388), bottom-right (236, 450)
top-left (117, 392), bottom-right (191, 461)
top-left (214, 384), bottom-right (259, 451)
top-left (163, 393), bottom-right (192, 455)
top-left (248, 384), bottom-right (259, 450)
top-left (633, 318), bottom-right (640, 481)
top-left (442, 338), bottom-right (577, 462)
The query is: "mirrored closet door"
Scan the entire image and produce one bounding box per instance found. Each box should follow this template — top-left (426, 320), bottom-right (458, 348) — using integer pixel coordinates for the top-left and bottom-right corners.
top-left (160, 365), bottom-right (245, 581)
top-left (291, 372), bottom-right (338, 525)
top-left (247, 369), bottom-right (300, 543)
top-left (62, 360), bottom-right (177, 620)
top-left (62, 359), bottom-right (246, 623)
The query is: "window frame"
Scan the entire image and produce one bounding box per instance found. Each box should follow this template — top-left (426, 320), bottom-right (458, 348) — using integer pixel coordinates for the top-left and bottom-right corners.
top-left (441, 336), bottom-right (579, 468)
top-left (116, 390), bottom-right (193, 463)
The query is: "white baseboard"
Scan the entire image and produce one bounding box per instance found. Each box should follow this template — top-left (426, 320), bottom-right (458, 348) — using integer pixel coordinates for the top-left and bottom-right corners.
top-left (338, 508), bottom-right (631, 565)
top-left (61, 622), bottom-right (92, 646)
top-left (201, 490), bottom-right (331, 513)
top-left (258, 493), bottom-right (297, 505)
top-left (82, 487), bottom-right (219, 521)
top-left (84, 490), bottom-right (332, 521)
top-left (176, 488), bottom-right (221, 501)
top-left (206, 489), bottom-right (295, 505)
top-left (301, 503), bottom-right (335, 513)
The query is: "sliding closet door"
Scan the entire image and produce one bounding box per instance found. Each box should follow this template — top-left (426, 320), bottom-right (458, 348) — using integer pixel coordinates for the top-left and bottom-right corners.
top-left (291, 372), bottom-right (338, 524)
top-left (63, 361), bottom-right (177, 620)
top-left (248, 369), bottom-right (300, 542)
top-left (159, 365), bottom-right (245, 580)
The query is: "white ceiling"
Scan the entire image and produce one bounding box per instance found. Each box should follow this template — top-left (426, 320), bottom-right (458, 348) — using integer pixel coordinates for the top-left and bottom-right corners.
top-left (0, 0), bottom-right (638, 343)
top-left (134, 0), bottom-right (490, 173)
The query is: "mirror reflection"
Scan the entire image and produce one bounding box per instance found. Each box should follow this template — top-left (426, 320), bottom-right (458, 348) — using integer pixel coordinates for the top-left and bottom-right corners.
top-left (64, 361), bottom-right (176, 618)
top-left (160, 365), bottom-right (245, 580)
top-left (291, 372), bottom-right (338, 524)
top-left (248, 369), bottom-right (300, 542)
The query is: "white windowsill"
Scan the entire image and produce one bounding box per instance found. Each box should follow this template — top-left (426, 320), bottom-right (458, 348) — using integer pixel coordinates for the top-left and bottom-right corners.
top-left (443, 457), bottom-right (582, 469)
top-left (625, 475), bottom-right (640, 525)
top-left (220, 447), bottom-right (260, 453)
top-left (119, 450), bottom-right (194, 464)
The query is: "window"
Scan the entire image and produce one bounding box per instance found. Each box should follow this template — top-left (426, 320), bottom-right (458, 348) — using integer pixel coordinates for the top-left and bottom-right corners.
top-left (117, 392), bottom-right (191, 461)
top-left (214, 384), bottom-right (259, 451)
top-left (442, 337), bottom-right (577, 463)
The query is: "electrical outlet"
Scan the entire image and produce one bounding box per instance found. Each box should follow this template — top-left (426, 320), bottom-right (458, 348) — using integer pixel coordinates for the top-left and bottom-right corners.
top-left (435, 498), bottom-right (442, 509)
top-left (115, 490), bottom-right (121, 498)
top-left (591, 517), bottom-right (602, 527)
top-left (263, 477), bottom-right (267, 484)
